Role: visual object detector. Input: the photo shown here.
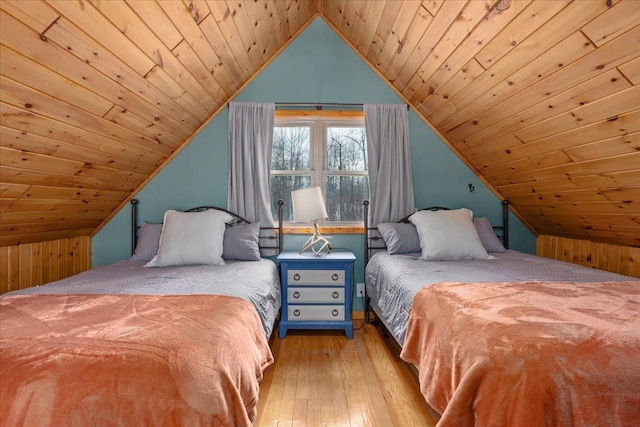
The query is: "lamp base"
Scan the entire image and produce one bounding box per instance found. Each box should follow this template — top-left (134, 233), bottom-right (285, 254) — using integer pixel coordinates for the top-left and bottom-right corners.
top-left (300, 222), bottom-right (332, 256)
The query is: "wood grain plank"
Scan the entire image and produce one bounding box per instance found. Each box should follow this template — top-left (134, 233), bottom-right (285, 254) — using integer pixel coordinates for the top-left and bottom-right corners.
top-left (0, 183), bottom-right (29, 199)
top-left (383, 3), bottom-right (432, 82)
top-left (415, 57), bottom-right (484, 114)
top-left (240, 0), bottom-right (278, 61)
top-left (0, 45), bottom-right (113, 117)
top-left (0, 9), bottom-right (195, 139)
top-left (0, 220), bottom-right (99, 236)
top-left (469, 108), bottom-right (640, 167)
top-left (373, 1), bottom-right (422, 71)
top-left (496, 171), bottom-right (639, 197)
top-left (90, 0), bottom-right (222, 110)
top-left (506, 189), bottom-right (610, 206)
top-left (223, 0), bottom-right (268, 71)
top-left (144, 65), bottom-right (212, 121)
top-left (0, 146), bottom-right (147, 184)
top-left (1, 228), bottom-right (94, 249)
top-left (404, 0), bottom-right (491, 100)
top-left (45, 0), bottom-right (156, 76)
top-left (18, 244), bottom-right (31, 289)
top-left (0, 246), bottom-right (9, 294)
top-left (1, 104), bottom-right (165, 170)
top-left (474, 0), bottom-right (572, 69)
top-left (460, 69), bottom-right (630, 150)
top-left (41, 15), bottom-right (202, 130)
top-left (7, 246), bottom-right (20, 291)
top-left (349, 0), bottom-right (372, 49)
top-left (431, 0), bottom-right (612, 126)
top-left (412, 0), bottom-right (532, 110)
top-left (257, 0), bottom-right (286, 50)
top-left (124, 0), bottom-right (183, 50)
top-left (257, 327), bottom-right (437, 426)
top-left (581, 0), bottom-right (640, 47)
top-left (22, 185), bottom-right (127, 202)
top-left (355, 0), bottom-right (386, 56)
top-left (441, 30), bottom-right (596, 136)
top-left (0, 0), bottom-right (59, 34)
top-left (515, 85), bottom-right (640, 144)
top-left (0, 211), bottom-right (108, 225)
top-left (538, 234), bottom-right (639, 278)
top-left (0, 166), bottom-right (138, 193)
top-left (618, 56), bottom-right (640, 85)
top-left (0, 76), bottom-right (180, 156)
top-left (565, 131), bottom-right (640, 162)
top-left (490, 152), bottom-right (640, 187)
top-left (206, 0), bottom-right (257, 79)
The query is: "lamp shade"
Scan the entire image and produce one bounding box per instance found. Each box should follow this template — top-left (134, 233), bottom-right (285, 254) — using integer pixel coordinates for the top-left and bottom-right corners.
top-left (291, 187), bottom-right (328, 222)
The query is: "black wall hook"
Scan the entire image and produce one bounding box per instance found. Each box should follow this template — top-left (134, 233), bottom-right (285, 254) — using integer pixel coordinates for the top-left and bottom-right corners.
top-left (468, 183), bottom-right (475, 193)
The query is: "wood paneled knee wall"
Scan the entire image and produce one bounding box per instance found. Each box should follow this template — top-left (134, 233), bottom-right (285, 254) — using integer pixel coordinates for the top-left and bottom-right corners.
top-left (0, 236), bottom-right (91, 294)
top-left (537, 235), bottom-right (640, 279)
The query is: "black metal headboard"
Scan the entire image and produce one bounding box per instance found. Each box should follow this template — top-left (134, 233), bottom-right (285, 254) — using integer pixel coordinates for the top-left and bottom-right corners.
top-left (363, 199), bottom-right (510, 265)
top-left (131, 199), bottom-right (285, 255)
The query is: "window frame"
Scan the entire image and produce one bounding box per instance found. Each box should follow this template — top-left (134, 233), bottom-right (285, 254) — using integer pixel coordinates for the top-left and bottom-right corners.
top-left (272, 110), bottom-right (368, 229)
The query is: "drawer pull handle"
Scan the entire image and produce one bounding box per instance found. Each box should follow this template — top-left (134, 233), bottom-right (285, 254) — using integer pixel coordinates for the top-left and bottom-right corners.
top-left (293, 309), bottom-right (300, 317)
top-left (332, 291), bottom-right (339, 299)
top-left (332, 274), bottom-right (339, 281)
top-left (293, 291), bottom-right (300, 299)
top-left (293, 273), bottom-right (301, 281)
top-left (332, 309), bottom-right (339, 317)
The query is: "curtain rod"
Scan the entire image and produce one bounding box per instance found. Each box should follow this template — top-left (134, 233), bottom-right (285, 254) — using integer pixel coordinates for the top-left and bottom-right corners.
top-left (227, 102), bottom-right (409, 110)
top-left (276, 102), bottom-right (362, 109)
top-left (274, 102), bottom-right (409, 110)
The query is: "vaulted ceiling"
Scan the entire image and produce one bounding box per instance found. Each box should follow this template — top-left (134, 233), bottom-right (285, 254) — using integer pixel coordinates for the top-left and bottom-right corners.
top-left (1, 0), bottom-right (639, 248)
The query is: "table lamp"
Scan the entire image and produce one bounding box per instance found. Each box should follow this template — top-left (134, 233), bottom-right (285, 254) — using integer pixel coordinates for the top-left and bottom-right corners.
top-left (291, 187), bottom-right (332, 256)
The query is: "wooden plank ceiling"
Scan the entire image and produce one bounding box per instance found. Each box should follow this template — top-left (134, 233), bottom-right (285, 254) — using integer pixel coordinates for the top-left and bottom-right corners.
top-left (1, 0), bottom-right (639, 248)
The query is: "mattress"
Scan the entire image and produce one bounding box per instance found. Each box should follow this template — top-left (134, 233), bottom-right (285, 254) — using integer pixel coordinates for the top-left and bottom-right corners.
top-left (7, 259), bottom-right (281, 338)
top-left (365, 249), bottom-right (635, 345)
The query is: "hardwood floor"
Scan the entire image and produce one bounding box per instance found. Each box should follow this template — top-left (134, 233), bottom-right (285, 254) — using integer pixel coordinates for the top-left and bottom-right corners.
top-left (255, 323), bottom-right (437, 427)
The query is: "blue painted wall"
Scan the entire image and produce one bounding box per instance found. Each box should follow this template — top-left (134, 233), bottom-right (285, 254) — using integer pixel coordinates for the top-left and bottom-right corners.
top-left (93, 18), bottom-right (536, 308)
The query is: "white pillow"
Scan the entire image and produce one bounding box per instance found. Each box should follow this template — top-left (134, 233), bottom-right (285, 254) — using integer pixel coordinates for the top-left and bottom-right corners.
top-left (408, 208), bottom-right (493, 261)
top-left (145, 209), bottom-right (233, 267)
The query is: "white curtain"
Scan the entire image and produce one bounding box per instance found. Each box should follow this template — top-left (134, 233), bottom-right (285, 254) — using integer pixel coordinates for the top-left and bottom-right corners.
top-left (364, 104), bottom-right (415, 226)
top-left (227, 101), bottom-right (275, 230)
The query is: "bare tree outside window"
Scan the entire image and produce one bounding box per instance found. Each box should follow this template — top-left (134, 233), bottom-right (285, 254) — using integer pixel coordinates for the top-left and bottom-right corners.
top-left (270, 119), bottom-right (369, 224)
top-left (326, 127), bottom-right (368, 222)
top-left (271, 126), bottom-right (311, 221)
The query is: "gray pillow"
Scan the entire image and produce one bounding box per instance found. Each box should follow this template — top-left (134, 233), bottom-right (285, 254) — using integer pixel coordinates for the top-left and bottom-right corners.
top-left (473, 217), bottom-right (506, 253)
top-left (377, 222), bottom-right (421, 255)
top-left (223, 222), bottom-right (261, 261)
top-left (130, 222), bottom-right (163, 262)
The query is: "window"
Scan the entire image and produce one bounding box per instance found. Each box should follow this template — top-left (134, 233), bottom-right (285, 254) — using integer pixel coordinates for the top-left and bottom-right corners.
top-left (270, 115), bottom-right (368, 224)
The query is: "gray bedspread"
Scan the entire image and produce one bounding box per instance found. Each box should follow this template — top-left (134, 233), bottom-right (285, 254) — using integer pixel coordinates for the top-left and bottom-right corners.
top-left (7, 259), bottom-right (281, 338)
top-left (366, 250), bottom-right (636, 345)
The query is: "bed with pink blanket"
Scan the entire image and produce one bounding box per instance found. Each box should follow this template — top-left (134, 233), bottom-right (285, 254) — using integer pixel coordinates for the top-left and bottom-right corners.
top-left (0, 201), bottom-right (283, 426)
top-left (363, 201), bottom-right (640, 425)
top-left (1, 293), bottom-right (272, 426)
top-left (401, 280), bottom-right (640, 427)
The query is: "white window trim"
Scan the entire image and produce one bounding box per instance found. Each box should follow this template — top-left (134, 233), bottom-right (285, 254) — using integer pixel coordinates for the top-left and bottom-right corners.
top-left (273, 115), bottom-right (367, 226)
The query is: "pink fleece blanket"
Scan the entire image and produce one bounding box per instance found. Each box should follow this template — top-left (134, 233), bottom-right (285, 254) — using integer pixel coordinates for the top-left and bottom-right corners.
top-left (0, 294), bottom-right (273, 427)
top-left (400, 281), bottom-right (640, 427)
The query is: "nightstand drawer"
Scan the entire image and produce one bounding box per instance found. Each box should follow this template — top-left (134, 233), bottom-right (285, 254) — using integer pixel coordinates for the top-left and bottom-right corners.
top-left (287, 269), bottom-right (345, 285)
top-left (288, 287), bottom-right (345, 303)
top-left (288, 305), bottom-right (345, 321)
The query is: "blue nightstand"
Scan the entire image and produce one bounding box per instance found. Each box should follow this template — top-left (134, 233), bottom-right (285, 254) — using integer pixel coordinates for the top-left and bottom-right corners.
top-left (277, 250), bottom-right (356, 339)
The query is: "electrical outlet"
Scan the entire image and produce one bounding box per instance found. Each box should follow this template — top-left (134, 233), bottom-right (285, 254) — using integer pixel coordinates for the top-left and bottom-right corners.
top-left (356, 283), bottom-right (365, 297)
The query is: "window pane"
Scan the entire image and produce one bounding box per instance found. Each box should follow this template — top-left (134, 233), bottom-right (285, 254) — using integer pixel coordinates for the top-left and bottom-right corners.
top-left (325, 175), bottom-right (369, 222)
top-left (272, 126), bottom-right (310, 171)
top-left (271, 175), bottom-right (311, 221)
top-left (326, 127), bottom-right (367, 171)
